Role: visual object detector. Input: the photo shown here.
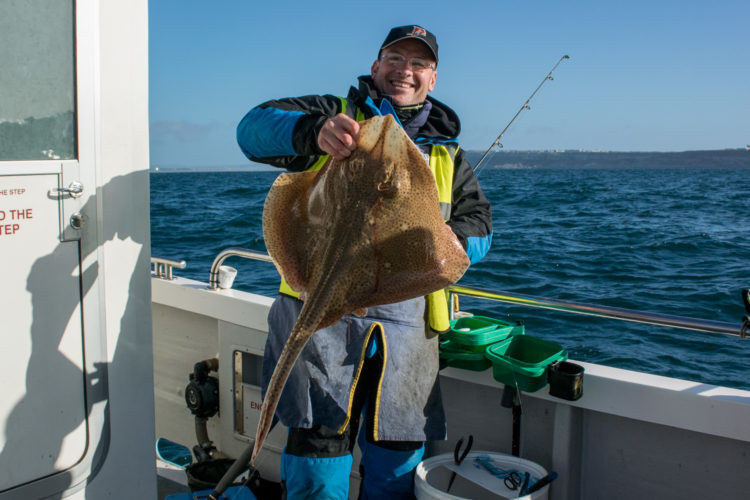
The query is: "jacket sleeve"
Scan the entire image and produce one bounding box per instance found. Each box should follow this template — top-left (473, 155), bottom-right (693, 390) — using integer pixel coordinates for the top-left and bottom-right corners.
top-left (236, 94), bottom-right (342, 172)
top-left (448, 148), bottom-right (493, 265)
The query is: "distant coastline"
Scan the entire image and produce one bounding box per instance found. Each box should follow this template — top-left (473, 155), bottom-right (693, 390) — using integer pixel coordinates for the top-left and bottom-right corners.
top-left (150, 163), bottom-right (273, 173)
top-left (150, 148), bottom-right (749, 173)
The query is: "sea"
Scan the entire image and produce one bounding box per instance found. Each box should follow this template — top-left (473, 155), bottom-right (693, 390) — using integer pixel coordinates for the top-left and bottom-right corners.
top-left (150, 149), bottom-right (750, 391)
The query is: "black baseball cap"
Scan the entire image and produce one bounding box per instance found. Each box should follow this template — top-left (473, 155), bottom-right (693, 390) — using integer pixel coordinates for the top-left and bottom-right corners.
top-left (379, 25), bottom-right (439, 64)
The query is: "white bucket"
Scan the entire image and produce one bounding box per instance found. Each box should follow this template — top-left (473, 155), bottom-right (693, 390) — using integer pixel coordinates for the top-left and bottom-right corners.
top-left (415, 451), bottom-right (549, 500)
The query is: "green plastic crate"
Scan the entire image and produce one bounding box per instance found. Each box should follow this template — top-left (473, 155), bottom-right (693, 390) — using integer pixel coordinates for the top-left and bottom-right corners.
top-left (439, 340), bottom-right (492, 371)
top-left (485, 335), bottom-right (568, 392)
top-left (446, 316), bottom-right (524, 352)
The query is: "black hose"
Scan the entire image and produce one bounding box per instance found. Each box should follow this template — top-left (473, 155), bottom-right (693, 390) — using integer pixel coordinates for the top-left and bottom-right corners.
top-left (208, 420), bottom-right (278, 498)
top-left (195, 417), bottom-right (210, 447)
top-left (208, 442), bottom-right (254, 499)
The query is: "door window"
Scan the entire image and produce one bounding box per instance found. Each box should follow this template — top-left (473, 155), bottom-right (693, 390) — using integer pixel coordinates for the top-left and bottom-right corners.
top-left (0, 0), bottom-right (76, 161)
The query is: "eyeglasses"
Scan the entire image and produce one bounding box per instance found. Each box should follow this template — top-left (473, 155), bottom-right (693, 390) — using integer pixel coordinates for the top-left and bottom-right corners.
top-left (380, 53), bottom-right (435, 72)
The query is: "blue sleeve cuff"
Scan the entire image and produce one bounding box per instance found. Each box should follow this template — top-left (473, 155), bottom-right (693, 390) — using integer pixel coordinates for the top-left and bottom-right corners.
top-left (236, 107), bottom-right (305, 159)
top-left (466, 232), bottom-right (492, 265)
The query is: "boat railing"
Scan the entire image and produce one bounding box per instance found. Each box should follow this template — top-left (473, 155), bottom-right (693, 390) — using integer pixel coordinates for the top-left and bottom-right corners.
top-left (164, 248), bottom-right (748, 339)
top-left (207, 247), bottom-right (273, 290)
top-left (150, 256), bottom-right (186, 280)
top-left (448, 285), bottom-right (745, 338)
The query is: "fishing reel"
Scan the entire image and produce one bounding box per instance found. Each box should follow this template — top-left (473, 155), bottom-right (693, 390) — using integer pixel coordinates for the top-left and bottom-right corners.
top-left (185, 358), bottom-right (219, 419)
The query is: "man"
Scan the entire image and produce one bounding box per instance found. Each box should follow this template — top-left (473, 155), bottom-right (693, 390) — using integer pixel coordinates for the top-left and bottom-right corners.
top-left (237, 25), bottom-right (492, 499)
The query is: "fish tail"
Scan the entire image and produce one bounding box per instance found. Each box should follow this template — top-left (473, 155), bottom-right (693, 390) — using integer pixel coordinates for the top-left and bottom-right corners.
top-left (252, 262), bottom-right (342, 463)
top-left (251, 319), bottom-right (318, 464)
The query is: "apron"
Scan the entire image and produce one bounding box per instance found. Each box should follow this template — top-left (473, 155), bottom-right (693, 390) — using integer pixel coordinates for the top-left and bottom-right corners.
top-left (262, 294), bottom-right (446, 442)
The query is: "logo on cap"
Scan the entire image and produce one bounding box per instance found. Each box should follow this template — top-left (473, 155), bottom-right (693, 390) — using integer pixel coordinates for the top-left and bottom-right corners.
top-left (410, 26), bottom-right (427, 37)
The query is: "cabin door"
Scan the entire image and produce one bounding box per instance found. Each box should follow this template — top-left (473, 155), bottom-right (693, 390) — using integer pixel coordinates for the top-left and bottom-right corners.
top-left (0, 0), bottom-right (108, 496)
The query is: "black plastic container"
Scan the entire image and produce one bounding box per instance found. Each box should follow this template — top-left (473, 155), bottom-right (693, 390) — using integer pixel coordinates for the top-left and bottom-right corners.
top-left (185, 459), bottom-right (245, 492)
top-left (548, 361), bottom-right (584, 400)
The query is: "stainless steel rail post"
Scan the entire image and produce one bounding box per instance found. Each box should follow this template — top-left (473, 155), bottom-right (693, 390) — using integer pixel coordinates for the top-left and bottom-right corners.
top-left (150, 256), bottom-right (186, 280)
top-left (207, 247), bottom-right (273, 290)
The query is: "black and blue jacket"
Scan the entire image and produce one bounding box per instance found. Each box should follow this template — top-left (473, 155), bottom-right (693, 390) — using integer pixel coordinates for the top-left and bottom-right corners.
top-left (237, 75), bottom-right (493, 264)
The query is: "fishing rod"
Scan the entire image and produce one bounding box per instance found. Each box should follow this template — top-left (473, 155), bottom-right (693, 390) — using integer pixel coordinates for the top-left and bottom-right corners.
top-left (473, 54), bottom-right (570, 175)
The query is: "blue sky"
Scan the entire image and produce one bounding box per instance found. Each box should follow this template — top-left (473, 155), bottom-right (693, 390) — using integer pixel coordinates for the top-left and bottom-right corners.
top-left (149, 0), bottom-right (749, 167)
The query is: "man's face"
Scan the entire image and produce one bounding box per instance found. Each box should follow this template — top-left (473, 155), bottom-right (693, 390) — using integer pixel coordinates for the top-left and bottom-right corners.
top-left (371, 39), bottom-right (437, 106)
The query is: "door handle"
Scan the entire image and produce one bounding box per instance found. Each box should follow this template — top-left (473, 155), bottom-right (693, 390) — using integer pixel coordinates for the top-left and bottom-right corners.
top-left (50, 181), bottom-right (84, 198)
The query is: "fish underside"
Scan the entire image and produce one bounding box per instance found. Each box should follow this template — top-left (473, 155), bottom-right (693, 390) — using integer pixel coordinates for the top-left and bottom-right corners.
top-left (253, 115), bottom-right (469, 463)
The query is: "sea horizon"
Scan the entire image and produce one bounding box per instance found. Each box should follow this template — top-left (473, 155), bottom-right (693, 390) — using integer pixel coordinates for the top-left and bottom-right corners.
top-left (150, 148), bottom-right (749, 173)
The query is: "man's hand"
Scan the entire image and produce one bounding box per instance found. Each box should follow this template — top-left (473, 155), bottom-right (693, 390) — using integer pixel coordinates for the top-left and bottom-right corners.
top-left (317, 113), bottom-right (360, 160)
